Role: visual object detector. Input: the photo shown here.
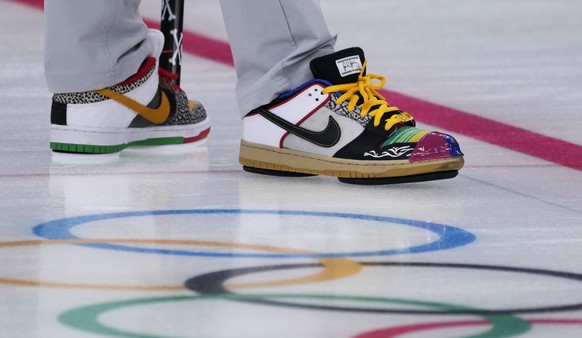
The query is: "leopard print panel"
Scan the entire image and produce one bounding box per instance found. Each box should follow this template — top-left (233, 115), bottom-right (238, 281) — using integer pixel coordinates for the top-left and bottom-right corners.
top-left (52, 65), bottom-right (156, 105)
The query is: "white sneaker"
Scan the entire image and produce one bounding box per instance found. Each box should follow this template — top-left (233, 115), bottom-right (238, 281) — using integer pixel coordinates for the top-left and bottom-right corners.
top-left (50, 30), bottom-right (210, 154)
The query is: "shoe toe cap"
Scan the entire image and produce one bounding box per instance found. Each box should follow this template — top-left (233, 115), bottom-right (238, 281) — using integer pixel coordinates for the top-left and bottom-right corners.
top-left (409, 132), bottom-right (463, 163)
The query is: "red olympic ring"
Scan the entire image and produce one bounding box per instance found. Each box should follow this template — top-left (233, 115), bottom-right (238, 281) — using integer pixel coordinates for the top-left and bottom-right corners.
top-left (353, 319), bottom-right (582, 338)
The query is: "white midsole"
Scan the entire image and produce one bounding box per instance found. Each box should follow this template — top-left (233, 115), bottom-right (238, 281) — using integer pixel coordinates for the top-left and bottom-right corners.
top-left (50, 117), bottom-right (210, 146)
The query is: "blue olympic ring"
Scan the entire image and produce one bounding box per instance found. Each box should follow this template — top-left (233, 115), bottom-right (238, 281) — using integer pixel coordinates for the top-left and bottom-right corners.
top-left (33, 209), bottom-right (475, 258)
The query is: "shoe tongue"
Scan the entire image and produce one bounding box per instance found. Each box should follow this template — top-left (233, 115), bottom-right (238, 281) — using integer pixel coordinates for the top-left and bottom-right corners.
top-left (310, 47), bottom-right (366, 85)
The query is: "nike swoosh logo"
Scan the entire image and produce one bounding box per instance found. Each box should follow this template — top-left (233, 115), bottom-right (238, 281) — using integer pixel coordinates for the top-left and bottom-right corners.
top-left (258, 107), bottom-right (341, 148)
top-left (97, 87), bottom-right (171, 124)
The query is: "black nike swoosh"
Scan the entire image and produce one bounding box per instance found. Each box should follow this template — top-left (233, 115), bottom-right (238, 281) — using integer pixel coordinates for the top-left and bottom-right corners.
top-left (257, 107), bottom-right (341, 148)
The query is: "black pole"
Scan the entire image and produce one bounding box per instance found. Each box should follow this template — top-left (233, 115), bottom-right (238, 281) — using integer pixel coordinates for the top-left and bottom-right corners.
top-left (160, 0), bottom-right (185, 85)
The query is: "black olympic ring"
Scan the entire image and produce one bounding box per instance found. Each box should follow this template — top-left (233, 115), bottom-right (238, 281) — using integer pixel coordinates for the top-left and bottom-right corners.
top-left (185, 261), bottom-right (582, 315)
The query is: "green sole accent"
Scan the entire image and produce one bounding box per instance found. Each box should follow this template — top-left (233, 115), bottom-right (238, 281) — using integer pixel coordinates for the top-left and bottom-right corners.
top-left (132, 137), bottom-right (184, 146)
top-left (50, 142), bottom-right (126, 154)
top-left (50, 137), bottom-right (185, 154)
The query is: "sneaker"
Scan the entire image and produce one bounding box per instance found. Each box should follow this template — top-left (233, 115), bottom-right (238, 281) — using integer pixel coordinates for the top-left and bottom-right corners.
top-left (49, 30), bottom-right (210, 154)
top-left (239, 47), bottom-right (463, 184)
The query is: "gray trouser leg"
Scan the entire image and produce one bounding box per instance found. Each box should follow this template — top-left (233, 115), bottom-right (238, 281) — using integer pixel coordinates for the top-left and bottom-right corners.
top-left (45, 0), bottom-right (336, 115)
top-left (219, 0), bottom-right (336, 116)
top-left (44, 0), bottom-right (150, 93)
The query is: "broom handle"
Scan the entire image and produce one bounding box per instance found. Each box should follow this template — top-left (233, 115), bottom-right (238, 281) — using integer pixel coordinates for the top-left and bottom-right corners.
top-left (160, 0), bottom-right (185, 85)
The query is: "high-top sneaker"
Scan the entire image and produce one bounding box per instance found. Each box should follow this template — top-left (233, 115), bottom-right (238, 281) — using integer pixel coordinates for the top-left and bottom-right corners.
top-left (240, 47), bottom-right (463, 184)
top-left (50, 29), bottom-right (210, 154)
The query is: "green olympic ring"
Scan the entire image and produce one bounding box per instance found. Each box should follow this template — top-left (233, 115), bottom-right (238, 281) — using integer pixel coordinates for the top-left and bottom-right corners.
top-left (59, 293), bottom-right (530, 338)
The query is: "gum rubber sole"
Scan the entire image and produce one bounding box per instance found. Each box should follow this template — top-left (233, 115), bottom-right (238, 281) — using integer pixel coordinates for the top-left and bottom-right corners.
top-left (243, 165), bottom-right (458, 184)
top-left (239, 140), bottom-right (464, 183)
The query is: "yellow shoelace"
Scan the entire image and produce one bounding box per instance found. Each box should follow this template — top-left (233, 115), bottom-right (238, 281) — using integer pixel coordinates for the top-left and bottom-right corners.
top-left (322, 60), bottom-right (413, 131)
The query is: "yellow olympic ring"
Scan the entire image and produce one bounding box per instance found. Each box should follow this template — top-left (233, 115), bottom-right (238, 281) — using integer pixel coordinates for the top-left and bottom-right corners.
top-left (0, 239), bottom-right (361, 291)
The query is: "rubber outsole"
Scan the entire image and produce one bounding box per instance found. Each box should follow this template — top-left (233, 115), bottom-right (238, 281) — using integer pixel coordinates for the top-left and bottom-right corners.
top-left (243, 165), bottom-right (459, 184)
top-left (338, 170), bottom-right (459, 185)
top-left (239, 140), bottom-right (464, 183)
top-left (243, 166), bottom-right (317, 177)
